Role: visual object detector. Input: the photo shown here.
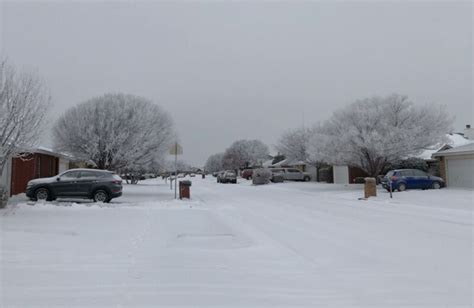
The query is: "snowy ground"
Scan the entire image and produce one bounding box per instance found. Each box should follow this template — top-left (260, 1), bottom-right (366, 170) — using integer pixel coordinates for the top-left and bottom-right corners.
top-left (1, 177), bottom-right (473, 307)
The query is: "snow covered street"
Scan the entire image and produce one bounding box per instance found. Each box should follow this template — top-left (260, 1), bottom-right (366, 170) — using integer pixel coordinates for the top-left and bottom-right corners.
top-left (1, 177), bottom-right (473, 307)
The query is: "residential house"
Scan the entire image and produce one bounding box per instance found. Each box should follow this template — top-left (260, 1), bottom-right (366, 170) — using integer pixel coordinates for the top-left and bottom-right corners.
top-left (332, 131), bottom-right (473, 184)
top-left (430, 125), bottom-right (474, 189)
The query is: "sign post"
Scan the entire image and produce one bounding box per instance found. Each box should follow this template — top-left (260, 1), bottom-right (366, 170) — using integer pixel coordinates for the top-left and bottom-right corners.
top-left (169, 142), bottom-right (183, 199)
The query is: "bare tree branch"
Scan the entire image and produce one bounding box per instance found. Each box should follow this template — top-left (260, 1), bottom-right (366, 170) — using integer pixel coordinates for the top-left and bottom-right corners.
top-left (0, 59), bottom-right (51, 177)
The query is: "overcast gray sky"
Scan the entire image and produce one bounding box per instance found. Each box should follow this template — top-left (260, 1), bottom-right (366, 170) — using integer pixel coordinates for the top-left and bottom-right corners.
top-left (1, 1), bottom-right (472, 166)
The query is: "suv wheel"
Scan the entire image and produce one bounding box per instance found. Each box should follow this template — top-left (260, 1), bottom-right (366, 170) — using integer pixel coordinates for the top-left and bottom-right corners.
top-left (93, 190), bottom-right (109, 203)
top-left (304, 176), bottom-right (310, 182)
top-left (432, 182), bottom-right (441, 189)
top-left (397, 183), bottom-right (406, 192)
top-left (35, 188), bottom-right (51, 201)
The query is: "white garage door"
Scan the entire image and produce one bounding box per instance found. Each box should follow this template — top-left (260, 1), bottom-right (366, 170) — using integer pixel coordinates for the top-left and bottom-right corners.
top-left (447, 158), bottom-right (474, 188)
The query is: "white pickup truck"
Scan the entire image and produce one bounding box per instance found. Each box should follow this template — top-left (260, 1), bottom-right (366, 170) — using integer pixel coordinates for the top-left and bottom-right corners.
top-left (270, 168), bottom-right (311, 182)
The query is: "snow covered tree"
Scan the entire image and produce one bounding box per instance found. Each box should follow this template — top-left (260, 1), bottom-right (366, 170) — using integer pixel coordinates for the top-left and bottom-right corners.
top-left (276, 127), bottom-right (327, 181)
top-left (310, 94), bottom-right (452, 177)
top-left (0, 59), bottom-right (51, 181)
top-left (53, 93), bottom-right (174, 171)
top-left (276, 127), bottom-right (313, 163)
top-left (222, 139), bottom-right (269, 170)
top-left (204, 153), bottom-right (224, 173)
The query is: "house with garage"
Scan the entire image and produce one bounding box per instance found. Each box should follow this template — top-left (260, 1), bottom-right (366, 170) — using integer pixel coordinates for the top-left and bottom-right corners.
top-left (432, 143), bottom-right (474, 189)
top-left (0, 147), bottom-right (73, 196)
top-left (332, 130), bottom-right (473, 185)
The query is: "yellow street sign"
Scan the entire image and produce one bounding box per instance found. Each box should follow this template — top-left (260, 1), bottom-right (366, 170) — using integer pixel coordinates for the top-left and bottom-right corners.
top-left (169, 142), bottom-right (183, 155)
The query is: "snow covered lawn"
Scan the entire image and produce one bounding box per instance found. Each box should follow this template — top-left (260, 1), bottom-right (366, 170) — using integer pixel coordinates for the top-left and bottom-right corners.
top-left (1, 178), bottom-right (472, 307)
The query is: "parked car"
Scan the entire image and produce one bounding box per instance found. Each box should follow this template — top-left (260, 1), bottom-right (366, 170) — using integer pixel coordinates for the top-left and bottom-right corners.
top-left (217, 170), bottom-right (237, 184)
top-left (269, 168), bottom-right (311, 182)
top-left (26, 169), bottom-right (123, 202)
top-left (381, 169), bottom-right (445, 191)
top-left (216, 171), bottom-right (224, 182)
top-left (269, 169), bottom-right (285, 183)
top-left (241, 169), bottom-right (253, 180)
top-left (143, 173), bottom-right (156, 179)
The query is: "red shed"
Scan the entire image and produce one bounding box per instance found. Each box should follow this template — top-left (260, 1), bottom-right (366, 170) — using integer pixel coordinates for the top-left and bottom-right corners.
top-left (9, 149), bottom-right (69, 196)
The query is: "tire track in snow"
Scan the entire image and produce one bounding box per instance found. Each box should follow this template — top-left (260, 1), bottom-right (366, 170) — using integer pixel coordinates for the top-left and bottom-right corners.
top-left (117, 205), bottom-right (154, 307)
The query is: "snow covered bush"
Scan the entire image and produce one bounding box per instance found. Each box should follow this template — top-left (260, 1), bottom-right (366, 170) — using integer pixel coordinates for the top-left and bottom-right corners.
top-left (309, 94), bottom-right (452, 177)
top-left (53, 93), bottom-right (174, 171)
top-left (252, 168), bottom-right (272, 185)
top-left (0, 187), bottom-right (8, 209)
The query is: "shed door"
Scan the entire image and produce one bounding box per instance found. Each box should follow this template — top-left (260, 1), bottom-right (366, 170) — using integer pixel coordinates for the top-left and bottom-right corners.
top-left (11, 155), bottom-right (36, 196)
top-left (447, 157), bottom-right (474, 188)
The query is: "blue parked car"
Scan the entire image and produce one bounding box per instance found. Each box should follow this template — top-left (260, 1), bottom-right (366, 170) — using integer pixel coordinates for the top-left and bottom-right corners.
top-left (381, 169), bottom-right (445, 192)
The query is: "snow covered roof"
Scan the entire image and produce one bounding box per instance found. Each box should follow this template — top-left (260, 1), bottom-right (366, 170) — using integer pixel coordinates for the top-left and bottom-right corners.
top-left (269, 158), bottom-right (307, 167)
top-left (18, 146), bottom-right (74, 160)
top-left (432, 143), bottom-right (474, 157)
top-left (262, 159), bottom-right (274, 167)
top-left (271, 158), bottom-right (290, 167)
top-left (418, 133), bottom-right (473, 160)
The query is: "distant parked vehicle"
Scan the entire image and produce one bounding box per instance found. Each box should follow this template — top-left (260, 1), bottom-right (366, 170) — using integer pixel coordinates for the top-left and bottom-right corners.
top-left (217, 170), bottom-right (237, 184)
top-left (190, 173), bottom-right (196, 177)
top-left (26, 169), bottom-right (123, 203)
top-left (269, 168), bottom-right (311, 182)
top-left (269, 169), bottom-right (285, 183)
top-left (216, 171), bottom-right (225, 182)
top-left (381, 169), bottom-right (445, 192)
top-left (143, 173), bottom-right (156, 179)
top-left (241, 169), bottom-right (253, 180)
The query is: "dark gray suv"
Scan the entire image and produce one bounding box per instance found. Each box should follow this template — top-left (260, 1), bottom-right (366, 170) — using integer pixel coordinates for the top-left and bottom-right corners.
top-left (26, 169), bottom-right (123, 203)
